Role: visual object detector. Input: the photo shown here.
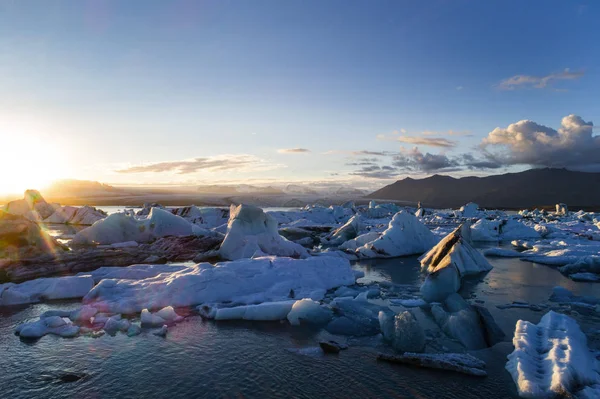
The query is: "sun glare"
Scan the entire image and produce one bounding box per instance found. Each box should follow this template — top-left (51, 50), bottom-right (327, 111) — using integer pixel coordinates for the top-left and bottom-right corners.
top-left (0, 134), bottom-right (68, 196)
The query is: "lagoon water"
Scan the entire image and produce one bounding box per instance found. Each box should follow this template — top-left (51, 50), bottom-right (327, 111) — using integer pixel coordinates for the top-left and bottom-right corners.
top-left (1, 246), bottom-right (598, 399)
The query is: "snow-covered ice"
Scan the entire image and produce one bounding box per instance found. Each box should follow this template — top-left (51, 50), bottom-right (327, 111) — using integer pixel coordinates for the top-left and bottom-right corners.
top-left (506, 311), bottom-right (600, 398)
top-left (356, 211), bottom-right (437, 259)
top-left (219, 204), bottom-right (309, 260)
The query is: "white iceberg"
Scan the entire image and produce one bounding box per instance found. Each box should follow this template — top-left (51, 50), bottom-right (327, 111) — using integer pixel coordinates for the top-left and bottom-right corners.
top-left (16, 316), bottom-right (79, 339)
top-left (72, 207), bottom-right (196, 245)
top-left (213, 301), bottom-right (296, 321)
top-left (218, 204), bottom-right (309, 260)
top-left (356, 211), bottom-right (437, 259)
top-left (44, 205), bottom-right (106, 225)
top-left (0, 276), bottom-right (94, 306)
top-left (287, 298), bottom-right (333, 325)
top-left (83, 256), bottom-right (356, 314)
top-left (459, 202), bottom-right (479, 218)
top-left (471, 218), bottom-right (540, 242)
top-left (506, 311), bottom-right (600, 398)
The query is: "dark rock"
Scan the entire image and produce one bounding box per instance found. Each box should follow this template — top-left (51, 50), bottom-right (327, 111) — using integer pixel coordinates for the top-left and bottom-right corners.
top-left (319, 340), bottom-right (348, 354)
top-left (58, 372), bottom-right (87, 383)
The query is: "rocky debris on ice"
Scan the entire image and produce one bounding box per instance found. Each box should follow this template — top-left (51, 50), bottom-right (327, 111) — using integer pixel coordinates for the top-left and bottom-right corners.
top-left (506, 311), bottom-right (600, 398)
top-left (321, 215), bottom-right (362, 247)
top-left (420, 224), bottom-right (492, 302)
top-left (72, 207), bottom-right (198, 245)
top-left (44, 205), bottom-right (106, 225)
top-left (142, 235), bottom-right (223, 262)
top-left (0, 211), bottom-right (65, 260)
top-left (16, 316), bottom-right (79, 339)
top-left (168, 206), bottom-right (229, 228)
top-left (218, 204), bottom-right (309, 260)
top-left (379, 310), bottom-right (426, 353)
top-left (1, 245), bottom-right (158, 283)
top-left (431, 294), bottom-right (490, 350)
top-left (0, 275), bottom-right (94, 306)
top-left (355, 211), bottom-right (437, 259)
top-left (377, 352), bottom-right (487, 377)
top-left (83, 257), bottom-right (356, 314)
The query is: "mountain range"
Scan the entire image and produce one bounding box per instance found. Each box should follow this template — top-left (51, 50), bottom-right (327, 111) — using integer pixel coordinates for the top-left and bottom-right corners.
top-left (368, 168), bottom-right (600, 209)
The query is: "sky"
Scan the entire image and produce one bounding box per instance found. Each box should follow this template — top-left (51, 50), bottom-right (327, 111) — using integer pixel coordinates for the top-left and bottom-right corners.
top-left (0, 0), bottom-right (598, 194)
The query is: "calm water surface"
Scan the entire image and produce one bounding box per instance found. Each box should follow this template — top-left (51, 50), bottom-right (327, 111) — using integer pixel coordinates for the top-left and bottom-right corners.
top-left (1, 245), bottom-right (599, 398)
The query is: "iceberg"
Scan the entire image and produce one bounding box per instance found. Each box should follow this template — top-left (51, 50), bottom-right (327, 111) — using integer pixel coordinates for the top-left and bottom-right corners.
top-left (420, 224), bottom-right (492, 302)
top-left (287, 298), bottom-right (333, 325)
top-left (218, 204), bottom-right (309, 260)
top-left (0, 275), bottom-right (94, 306)
top-left (72, 207), bottom-right (196, 245)
top-left (321, 215), bottom-right (362, 246)
top-left (379, 310), bottom-right (426, 353)
top-left (16, 316), bottom-right (79, 339)
top-left (0, 211), bottom-right (65, 259)
top-left (83, 257), bottom-right (356, 314)
top-left (213, 301), bottom-right (295, 321)
top-left (356, 211), bottom-right (437, 259)
top-left (430, 294), bottom-right (488, 350)
top-left (44, 205), bottom-right (106, 225)
top-left (506, 311), bottom-right (600, 398)
top-left (459, 202), bottom-right (479, 218)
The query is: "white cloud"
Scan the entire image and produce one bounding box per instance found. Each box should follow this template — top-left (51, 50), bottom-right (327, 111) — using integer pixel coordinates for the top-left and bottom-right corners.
top-left (497, 68), bottom-right (584, 90)
top-left (481, 114), bottom-right (600, 170)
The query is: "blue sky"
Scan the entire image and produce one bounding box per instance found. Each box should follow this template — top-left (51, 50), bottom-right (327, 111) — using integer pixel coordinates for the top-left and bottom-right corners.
top-left (0, 0), bottom-right (598, 192)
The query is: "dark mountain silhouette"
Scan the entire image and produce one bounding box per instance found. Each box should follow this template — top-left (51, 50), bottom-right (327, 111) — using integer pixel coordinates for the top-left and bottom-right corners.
top-left (368, 168), bottom-right (600, 209)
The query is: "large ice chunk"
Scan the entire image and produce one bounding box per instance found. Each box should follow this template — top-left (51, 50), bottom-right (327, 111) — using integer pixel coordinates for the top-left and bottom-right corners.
top-left (379, 310), bottom-right (426, 353)
top-left (16, 316), bottom-right (79, 339)
top-left (72, 207), bottom-right (195, 245)
top-left (420, 224), bottom-right (492, 302)
top-left (83, 257), bottom-right (356, 314)
top-left (287, 299), bottom-right (333, 325)
top-left (44, 205), bottom-right (106, 225)
top-left (0, 276), bottom-right (94, 306)
top-left (219, 204), bottom-right (309, 260)
top-left (322, 215), bottom-right (362, 246)
top-left (505, 311), bottom-right (600, 398)
top-left (356, 211), bottom-right (437, 259)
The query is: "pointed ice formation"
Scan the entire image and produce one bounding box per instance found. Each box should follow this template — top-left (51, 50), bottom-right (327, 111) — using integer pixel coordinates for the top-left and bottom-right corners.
top-left (322, 215), bottom-right (362, 246)
top-left (506, 311), bottom-right (600, 398)
top-left (420, 223), bottom-right (492, 302)
top-left (356, 211), bottom-right (437, 259)
top-left (218, 204), bottom-right (309, 260)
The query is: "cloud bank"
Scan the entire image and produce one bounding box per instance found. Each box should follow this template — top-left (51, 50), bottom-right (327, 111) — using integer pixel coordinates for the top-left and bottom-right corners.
top-left (117, 154), bottom-right (279, 174)
top-left (277, 148), bottom-right (310, 154)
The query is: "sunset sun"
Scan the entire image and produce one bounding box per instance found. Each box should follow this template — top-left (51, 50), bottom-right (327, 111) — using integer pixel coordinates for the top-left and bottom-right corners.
top-left (0, 134), bottom-right (68, 195)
